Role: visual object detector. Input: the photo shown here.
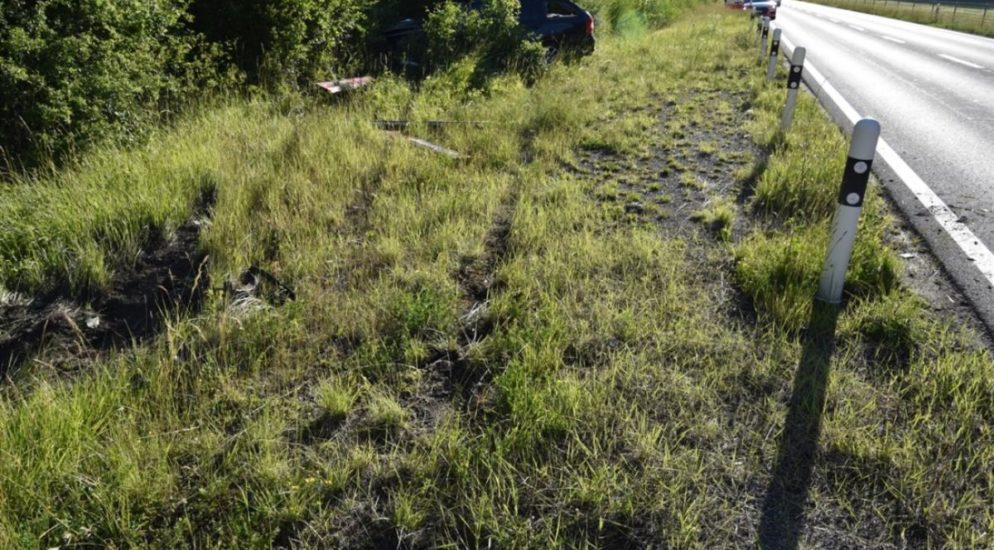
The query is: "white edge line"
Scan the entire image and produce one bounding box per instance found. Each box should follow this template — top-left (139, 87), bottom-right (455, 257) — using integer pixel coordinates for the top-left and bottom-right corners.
top-left (778, 32), bottom-right (994, 287)
top-left (881, 35), bottom-right (905, 44)
top-left (849, 25), bottom-right (865, 31)
top-left (938, 53), bottom-right (984, 69)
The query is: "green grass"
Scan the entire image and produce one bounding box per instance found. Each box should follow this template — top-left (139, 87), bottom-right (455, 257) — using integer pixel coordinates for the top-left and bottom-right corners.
top-left (690, 199), bottom-right (736, 241)
top-left (1, 6), bottom-right (993, 548)
top-left (809, 0), bottom-right (994, 38)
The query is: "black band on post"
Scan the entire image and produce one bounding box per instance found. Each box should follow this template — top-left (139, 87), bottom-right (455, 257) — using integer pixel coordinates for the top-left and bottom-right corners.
top-left (787, 64), bottom-right (802, 89)
top-left (770, 40), bottom-right (780, 57)
top-left (837, 157), bottom-right (873, 207)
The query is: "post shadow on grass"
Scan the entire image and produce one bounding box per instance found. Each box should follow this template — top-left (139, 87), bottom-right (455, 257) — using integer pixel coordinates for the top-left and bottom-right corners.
top-left (758, 299), bottom-right (840, 549)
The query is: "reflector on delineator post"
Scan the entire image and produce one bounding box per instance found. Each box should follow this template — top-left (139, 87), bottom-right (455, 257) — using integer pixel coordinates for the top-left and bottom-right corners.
top-left (781, 47), bottom-right (805, 131)
top-left (767, 28), bottom-right (781, 81)
top-left (817, 118), bottom-right (882, 305)
top-left (760, 18), bottom-right (770, 60)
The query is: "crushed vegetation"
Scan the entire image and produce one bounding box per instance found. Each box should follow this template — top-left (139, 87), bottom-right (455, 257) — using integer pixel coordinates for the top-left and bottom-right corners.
top-left (0, 6), bottom-right (993, 548)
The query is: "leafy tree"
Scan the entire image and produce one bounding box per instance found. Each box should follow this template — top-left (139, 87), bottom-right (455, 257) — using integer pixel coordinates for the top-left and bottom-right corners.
top-left (0, 0), bottom-right (223, 168)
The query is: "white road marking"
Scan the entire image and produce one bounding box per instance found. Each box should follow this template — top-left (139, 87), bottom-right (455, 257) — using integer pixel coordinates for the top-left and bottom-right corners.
top-left (938, 54), bottom-right (984, 69)
top-left (881, 35), bottom-right (906, 44)
top-left (849, 25), bottom-right (866, 31)
top-left (777, 33), bottom-right (994, 290)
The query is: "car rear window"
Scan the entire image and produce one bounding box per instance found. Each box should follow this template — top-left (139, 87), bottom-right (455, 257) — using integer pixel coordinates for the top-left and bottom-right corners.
top-left (549, 1), bottom-right (583, 15)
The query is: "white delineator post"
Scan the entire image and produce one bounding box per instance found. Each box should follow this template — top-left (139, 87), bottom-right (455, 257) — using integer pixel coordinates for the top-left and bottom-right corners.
top-left (767, 28), bottom-right (782, 81)
top-left (780, 47), bottom-right (805, 132)
top-left (760, 18), bottom-right (770, 60)
top-left (817, 118), bottom-right (882, 304)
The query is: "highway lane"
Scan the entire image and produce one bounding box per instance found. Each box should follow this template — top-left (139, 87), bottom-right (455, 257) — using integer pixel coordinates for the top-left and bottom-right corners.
top-left (773, 1), bottom-right (994, 329)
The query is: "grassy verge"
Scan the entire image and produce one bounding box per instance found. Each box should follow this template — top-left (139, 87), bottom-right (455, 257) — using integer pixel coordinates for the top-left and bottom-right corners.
top-left (806, 0), bottom-right (994, 37)
top-left (1, 6), bottom-right (993, 547)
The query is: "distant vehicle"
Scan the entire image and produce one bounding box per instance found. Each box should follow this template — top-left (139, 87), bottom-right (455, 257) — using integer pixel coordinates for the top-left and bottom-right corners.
top-left (385, 0), bottom-right (595, 69)
top-left (743, 0), bottom-right (778, 19)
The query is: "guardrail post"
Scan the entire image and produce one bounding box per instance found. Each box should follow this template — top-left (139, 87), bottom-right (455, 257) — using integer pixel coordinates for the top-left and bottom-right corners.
top-left (817, 118), bottom-right (882, 304)
top-left (781, 47), bottom-right (805, 132)
top-left (760, 17), bottom-right (770, 60)
top-left (767, 28), bottom-right (782, 80)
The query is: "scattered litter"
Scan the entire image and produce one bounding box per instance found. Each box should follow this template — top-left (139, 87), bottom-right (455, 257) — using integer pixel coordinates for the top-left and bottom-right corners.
top-left (406, 137), bottom-right (465, 159)
top-left (85, 316), bottom-right (101, 329)
top-left (225, 266), bottom-right (297, 309)
top-left (374, 120), bottom-right (490, 131)
top-left (899, 253), bottom-right (917, 259)
top-left (376, 120), bottom-right (471, 159)
top-left (316, 76), bottom-right (374, 95)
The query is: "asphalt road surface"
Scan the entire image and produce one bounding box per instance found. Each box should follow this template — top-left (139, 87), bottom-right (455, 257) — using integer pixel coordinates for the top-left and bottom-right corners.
top-left (773, 1), bottom-right (994, 333)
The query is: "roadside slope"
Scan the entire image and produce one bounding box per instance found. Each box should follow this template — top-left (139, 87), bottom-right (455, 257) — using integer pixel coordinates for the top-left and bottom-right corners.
top-left (1, 7), bottom-right (992, 547)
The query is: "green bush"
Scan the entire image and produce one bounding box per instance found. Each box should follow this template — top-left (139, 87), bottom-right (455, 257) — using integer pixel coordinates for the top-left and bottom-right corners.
top-left (423, 0), bottom-right (546, 80)
top-left (1, 0), bottom-right (713, 169)
top-left (584, 0), bottom-right (704, 33)
top-left (0, 0), bottom-right (225, 168)
top-left (188, 0), bottom-right (371, 86)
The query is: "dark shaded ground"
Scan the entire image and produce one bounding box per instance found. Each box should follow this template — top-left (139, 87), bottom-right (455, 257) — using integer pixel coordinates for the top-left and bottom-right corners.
top-left (0, 194), bottom-right (214, 377)
top-left (759, 301), bottom-right (840, 549)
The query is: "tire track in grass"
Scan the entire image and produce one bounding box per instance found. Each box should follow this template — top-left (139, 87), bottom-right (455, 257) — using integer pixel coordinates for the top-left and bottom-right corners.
top-left (424, 187), bottom-right (520, 409)
top-left (300, 188), bottom-right (523, 549)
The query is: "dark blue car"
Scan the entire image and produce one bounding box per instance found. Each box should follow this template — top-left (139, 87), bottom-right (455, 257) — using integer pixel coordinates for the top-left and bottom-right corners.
top-left (386, 0), bottom-right (595, 64)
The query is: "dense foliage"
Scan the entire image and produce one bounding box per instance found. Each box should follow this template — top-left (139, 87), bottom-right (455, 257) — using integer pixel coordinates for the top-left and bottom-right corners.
top-left (423, 0), bottom-right (547, 79)
top-left (0, 0), bottom-right (223, 167)
top-left (0, 0), bottom-right (698, 169)
top-left (188, 0), bottom-right (371, 85)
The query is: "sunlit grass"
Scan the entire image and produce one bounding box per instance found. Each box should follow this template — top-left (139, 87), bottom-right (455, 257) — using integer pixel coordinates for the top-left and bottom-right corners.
top-left (0, 6), bottom-right (991, 548)
top-left (810, 0), bottom-right (994, 38)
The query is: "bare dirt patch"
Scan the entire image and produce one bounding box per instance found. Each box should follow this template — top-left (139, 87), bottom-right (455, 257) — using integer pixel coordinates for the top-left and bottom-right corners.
top-left (0, 190), bottom-right (214, 376)
top-left (577, 91), bottom-right (756, 241)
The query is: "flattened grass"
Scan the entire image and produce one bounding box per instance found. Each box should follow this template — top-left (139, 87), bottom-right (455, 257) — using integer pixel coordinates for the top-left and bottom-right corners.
top-left (0, 6), bottom-right (992, 548)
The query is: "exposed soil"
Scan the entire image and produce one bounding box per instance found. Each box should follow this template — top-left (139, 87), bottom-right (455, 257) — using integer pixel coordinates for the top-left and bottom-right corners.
top-left (283, 186), bottom-right (522, 549)
top-left (0, 191), bottom-right (214, 376)
top-left (575, 92), bottom-right (756, 242)
top-left (571, 83), bottom-right (994, 548)
top-left (421, 190), bottom-right (519, 405)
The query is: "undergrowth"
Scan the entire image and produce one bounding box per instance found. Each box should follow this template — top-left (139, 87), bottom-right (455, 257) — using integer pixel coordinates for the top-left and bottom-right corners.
top-left (0, 6), bottom-right (992, 548)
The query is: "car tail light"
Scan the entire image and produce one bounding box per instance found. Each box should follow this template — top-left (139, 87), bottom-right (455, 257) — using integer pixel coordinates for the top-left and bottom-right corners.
top-left (585, 13), bottom-right (594, 35)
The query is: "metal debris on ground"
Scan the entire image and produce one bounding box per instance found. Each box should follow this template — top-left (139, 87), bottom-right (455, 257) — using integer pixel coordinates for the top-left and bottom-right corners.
top-left (316, 76), bottom-right (374, 95)
top-left (374, 120), bottom-right (491, 131)
top-left (380, 130), bottom-right (467, 159)
top-left (225, 266), bottom-right (297, 310)
top-left (405, 137), bottom-right (466, 159)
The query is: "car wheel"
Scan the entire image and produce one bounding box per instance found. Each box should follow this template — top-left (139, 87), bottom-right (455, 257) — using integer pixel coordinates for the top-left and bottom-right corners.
top-left (545, 46), bottom-right (560, 64)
